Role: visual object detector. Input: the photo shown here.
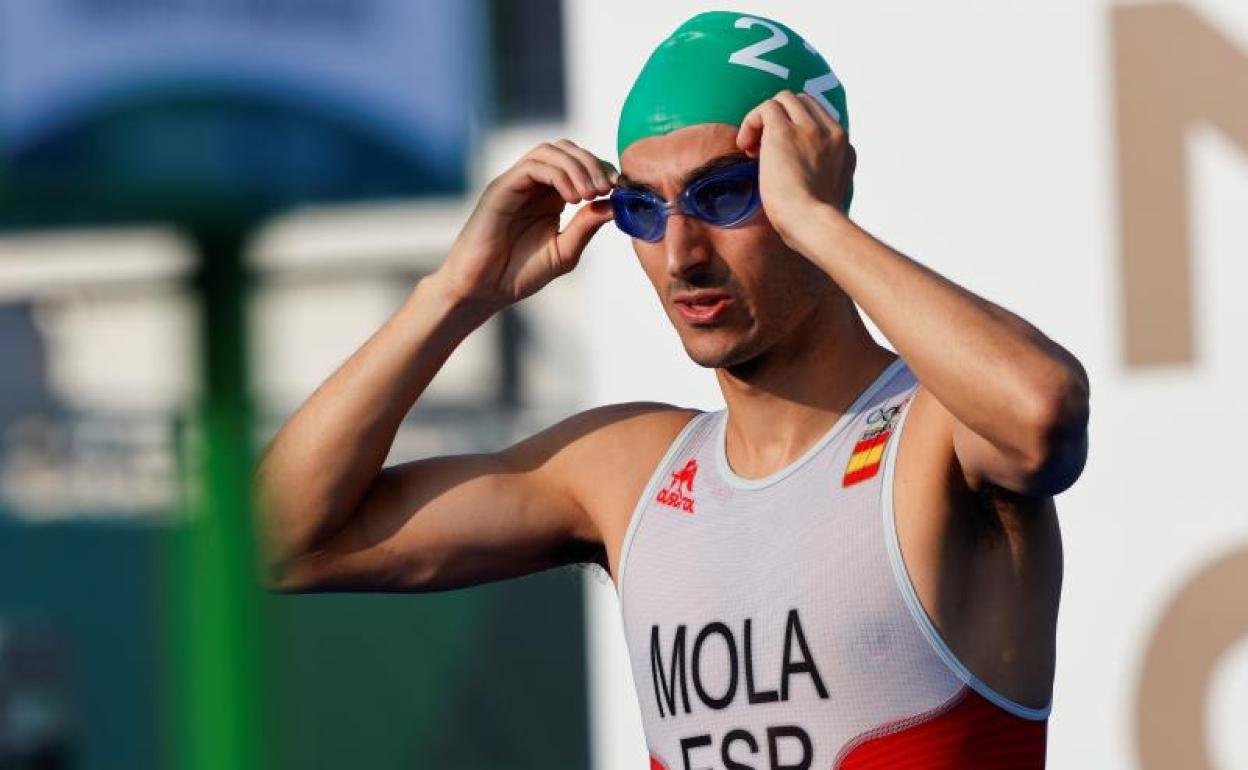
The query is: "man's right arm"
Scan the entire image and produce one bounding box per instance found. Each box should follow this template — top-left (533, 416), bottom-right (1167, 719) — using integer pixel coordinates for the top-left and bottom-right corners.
top-left (263, 394), bottom-right (692, 593)
top-left (253, 274), bottom-right (493, 587)
top-left (253, 137), bottom-right (649, 593)
top-left (254, 269), bottom-right (693, 592)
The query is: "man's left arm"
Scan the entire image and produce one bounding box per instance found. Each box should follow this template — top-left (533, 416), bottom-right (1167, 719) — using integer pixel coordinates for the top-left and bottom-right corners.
top-left (739, 90), bottom-right (1090, 498)
top-left (794, 212), bottom-right (1089, 498)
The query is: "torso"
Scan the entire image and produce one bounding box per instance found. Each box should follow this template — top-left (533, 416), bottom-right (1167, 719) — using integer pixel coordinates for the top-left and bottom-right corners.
top-left (584, 356), bottom-right (1061, 769)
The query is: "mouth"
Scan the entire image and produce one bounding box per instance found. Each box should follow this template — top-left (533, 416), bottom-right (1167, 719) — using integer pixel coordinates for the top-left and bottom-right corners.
top-left (673, 292), bottom-right (733, 324)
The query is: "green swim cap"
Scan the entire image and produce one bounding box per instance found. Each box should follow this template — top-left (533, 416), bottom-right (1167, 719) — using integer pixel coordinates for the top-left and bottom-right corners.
top-left (618, 10), bottom-right (852, 212)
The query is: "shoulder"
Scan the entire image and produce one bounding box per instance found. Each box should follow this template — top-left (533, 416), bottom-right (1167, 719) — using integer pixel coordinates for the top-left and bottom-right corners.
top-left (540, 402), bottom-right (704, 509)
top-left (504, 401), bottom-right (702, 468)
top-left (506, 401), bottom-right (704, 574)
top-left (562, 401), bottom-right (703, 461)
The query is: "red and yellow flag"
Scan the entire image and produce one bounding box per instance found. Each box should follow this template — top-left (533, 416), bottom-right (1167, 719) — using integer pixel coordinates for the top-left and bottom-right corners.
top-left (842, 428), bottom-right (894, 487)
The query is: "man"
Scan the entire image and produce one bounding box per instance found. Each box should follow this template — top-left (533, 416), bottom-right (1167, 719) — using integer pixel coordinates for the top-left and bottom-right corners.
top-left (255, 10), bottom-right (1088, 769)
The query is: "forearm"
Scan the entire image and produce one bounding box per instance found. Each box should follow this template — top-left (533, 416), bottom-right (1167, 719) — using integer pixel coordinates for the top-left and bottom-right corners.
top-left (790, 205), bottom-right (1087, 459)
top-left (253, 275), bottom-right (495, 565)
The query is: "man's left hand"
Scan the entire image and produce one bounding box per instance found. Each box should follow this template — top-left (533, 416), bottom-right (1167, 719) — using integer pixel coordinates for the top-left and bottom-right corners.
top-left (736, 89), bottom-right (856, 245)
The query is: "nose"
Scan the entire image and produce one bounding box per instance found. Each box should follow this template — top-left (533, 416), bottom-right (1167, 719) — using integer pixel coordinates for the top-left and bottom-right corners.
top-left (663, 212), bottom-right (712, 279)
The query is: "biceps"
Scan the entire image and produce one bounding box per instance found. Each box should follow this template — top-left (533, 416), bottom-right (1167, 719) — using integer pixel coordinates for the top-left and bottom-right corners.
top-left (278, 453), bottom-right (593, 593)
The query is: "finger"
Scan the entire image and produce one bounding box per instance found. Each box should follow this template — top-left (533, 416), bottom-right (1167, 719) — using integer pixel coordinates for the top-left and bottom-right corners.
top-left (603, 159), bottom-right (621, 185)
top-left (774, 90), bottom-right (817, 130)
top-left (506, 158), bottom-right (581, 205)
top-left (552, 139), bottom-right (616, 194)
top-left (794, 93), bottom-right (832, 133)
top-left (555, 199), bottom-right (614, 268)
top-left (529, 142), bottom-right (601, 200)
top-left (736, 99), bottom-right (788, 157)
top-left (736, 104), bottom-right (764, 155)
top-left (800, 92), bottom-right (843, 138)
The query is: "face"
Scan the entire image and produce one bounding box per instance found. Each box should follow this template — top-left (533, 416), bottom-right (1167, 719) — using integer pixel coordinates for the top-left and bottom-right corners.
top-left (619, 123), bottom-right (835, 371)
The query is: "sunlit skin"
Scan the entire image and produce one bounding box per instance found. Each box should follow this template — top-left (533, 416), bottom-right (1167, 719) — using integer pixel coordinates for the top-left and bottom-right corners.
top-left (256, 86), bottom-right (1087, 713)
top-left (620, 123), bottom-right (844, 371)
top-left (619, 122), bottom-right (895, 472)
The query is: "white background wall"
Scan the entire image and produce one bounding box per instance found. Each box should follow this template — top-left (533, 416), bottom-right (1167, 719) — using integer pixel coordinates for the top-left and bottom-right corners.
top-left (566, 2), bottom-right (1248, 768)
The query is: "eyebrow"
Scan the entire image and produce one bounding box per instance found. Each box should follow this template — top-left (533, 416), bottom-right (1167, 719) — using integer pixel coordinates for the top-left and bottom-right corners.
top-left (617, 151), bottom-right (752, 196)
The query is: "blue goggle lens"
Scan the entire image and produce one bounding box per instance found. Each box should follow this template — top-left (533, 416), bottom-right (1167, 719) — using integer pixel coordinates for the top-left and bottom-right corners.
top-left (613, 192), bottom-right (664, 241)
top-left (688, 174), bottom-right (757, 224)
top-left (610, 160), bottom-right (760, 242)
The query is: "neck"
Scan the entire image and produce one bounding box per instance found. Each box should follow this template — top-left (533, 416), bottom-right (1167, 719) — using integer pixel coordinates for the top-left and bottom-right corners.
top-left (714, 297), bottom-right (897, 480)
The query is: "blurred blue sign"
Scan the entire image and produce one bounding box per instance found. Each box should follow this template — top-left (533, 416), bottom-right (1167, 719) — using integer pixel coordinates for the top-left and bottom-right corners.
top-left (0, 0), bottom-right (484, 226)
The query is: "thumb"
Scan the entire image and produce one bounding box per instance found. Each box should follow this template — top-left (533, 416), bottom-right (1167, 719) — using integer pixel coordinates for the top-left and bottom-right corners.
top-left (555, 198), bottom-right (614, 266)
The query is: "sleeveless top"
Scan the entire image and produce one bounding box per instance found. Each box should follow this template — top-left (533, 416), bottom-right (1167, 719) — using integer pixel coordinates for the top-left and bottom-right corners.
top-left (616, 356), bottom-right (1050, 769)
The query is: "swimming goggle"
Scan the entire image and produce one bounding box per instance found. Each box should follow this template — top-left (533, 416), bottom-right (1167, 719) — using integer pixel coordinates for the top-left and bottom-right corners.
top-left (609, 159), bottom-right (762, 242)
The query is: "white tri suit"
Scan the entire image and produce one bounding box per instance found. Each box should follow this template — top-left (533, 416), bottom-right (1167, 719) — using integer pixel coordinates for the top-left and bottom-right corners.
top-left (616, 357), bottom-right (1050, 770)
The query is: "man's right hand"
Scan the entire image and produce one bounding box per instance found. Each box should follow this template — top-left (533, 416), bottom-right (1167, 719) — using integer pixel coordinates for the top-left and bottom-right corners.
top-left (428, 139), bottom-right (619, 313)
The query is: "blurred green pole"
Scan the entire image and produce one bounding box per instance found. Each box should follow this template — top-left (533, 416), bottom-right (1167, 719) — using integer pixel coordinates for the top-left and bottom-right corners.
top-left (171, 222), bottom-right (267, 770)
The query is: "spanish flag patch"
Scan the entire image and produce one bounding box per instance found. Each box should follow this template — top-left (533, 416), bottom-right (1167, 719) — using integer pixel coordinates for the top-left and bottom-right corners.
top-left (842, 397), bottom-right (910, 487)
